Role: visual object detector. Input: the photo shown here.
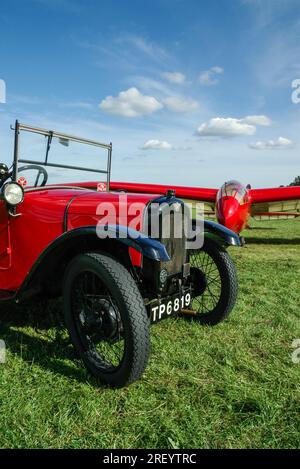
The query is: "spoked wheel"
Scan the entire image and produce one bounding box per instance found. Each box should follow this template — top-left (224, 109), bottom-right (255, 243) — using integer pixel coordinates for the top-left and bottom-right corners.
top-left (63, 253), bottom-right (150, 387)
top-left (188, 238), bottom-right (238, 325)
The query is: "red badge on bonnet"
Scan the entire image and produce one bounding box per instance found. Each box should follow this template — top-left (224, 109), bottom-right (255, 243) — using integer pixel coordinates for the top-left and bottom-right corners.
top-left (97, 182), bottom-right (107, 192)
top-left (18, 176), bottom-right (27, 188)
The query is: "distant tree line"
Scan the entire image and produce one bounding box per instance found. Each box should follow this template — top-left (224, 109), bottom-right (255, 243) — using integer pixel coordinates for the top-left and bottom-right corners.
top-left (289, 176), bottom-right (300, 186)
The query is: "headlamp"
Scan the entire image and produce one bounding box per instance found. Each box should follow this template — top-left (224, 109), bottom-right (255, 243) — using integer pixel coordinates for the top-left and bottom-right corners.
top-left (3, 182), bottom-right (24, 206)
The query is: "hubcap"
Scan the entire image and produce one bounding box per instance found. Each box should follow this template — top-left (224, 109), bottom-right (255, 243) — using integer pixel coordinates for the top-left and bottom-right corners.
top-left (72, 272), bottom-right (125, 370)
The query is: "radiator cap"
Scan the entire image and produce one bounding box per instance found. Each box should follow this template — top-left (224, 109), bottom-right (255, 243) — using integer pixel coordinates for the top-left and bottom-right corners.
top-left (166, 189), bottom-right (176, 198)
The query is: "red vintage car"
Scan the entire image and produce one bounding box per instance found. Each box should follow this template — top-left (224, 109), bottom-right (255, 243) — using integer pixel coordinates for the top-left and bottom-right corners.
top-left (0, 121), bottom-right (241, 387)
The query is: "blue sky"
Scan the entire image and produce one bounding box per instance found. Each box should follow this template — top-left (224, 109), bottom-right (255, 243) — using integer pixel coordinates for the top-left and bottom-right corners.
top-left (0, 0), bottom-right (300, 187)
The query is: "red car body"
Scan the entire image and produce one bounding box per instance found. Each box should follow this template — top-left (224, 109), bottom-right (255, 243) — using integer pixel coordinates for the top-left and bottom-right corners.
top-left (0, 187), bottom-right (158, 293)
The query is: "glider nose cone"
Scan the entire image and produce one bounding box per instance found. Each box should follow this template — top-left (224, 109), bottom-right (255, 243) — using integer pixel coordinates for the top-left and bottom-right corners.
top-left (218, 197), bottom-right (240, 232)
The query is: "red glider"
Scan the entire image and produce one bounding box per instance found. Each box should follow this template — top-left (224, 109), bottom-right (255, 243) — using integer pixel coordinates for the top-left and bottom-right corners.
top-left (106, 180), bottom-right (300, 234)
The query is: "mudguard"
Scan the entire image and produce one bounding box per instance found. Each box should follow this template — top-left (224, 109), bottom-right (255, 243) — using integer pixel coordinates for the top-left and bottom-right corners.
top-left (96, 225), bottom-right (170, 261)
top-left (29, 225), bottom-right (170, 276)
top-left (203, 220), bottom-right (243, 247)
top-left (15, 225), bottom-right (170, 302)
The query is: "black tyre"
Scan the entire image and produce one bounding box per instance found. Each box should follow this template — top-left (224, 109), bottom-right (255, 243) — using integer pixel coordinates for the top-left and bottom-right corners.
top-left (63, 252), bottom-right (150, 387)
top-left (189, 238), bottom-right (238, 325)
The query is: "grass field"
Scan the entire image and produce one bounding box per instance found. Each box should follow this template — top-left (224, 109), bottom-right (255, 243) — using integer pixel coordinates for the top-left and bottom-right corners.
top-left (0, 219), bottom-right (300, 449)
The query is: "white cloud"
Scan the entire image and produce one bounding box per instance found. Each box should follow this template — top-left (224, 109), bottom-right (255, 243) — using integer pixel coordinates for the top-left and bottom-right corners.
top-left (196, 114), bottom-right (272, 138)
top-left (142, 139), bottom-right (173, 150)
top-left (210, 66), bottom-right (224, 74)
top-left (196, 117), bottom-right (256, 138)
top-left (199, 66), bottom-right (224, 86)
top-left (99, 87), bottom-right (163, 117)
top-left (161, 72), bottom-right (186, 84)
top-left (163, 96), bottom-right (199, 113)
top-left (128, 76), bottom-right (173, 95)
top-left (244, 115), bottom-right (272, 126)
top-left (249, 137), bottom-right (294, 150)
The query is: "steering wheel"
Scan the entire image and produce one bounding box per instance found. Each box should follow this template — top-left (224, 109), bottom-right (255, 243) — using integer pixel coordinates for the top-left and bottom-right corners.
top-left (18, 164), bottom-right (49, 187)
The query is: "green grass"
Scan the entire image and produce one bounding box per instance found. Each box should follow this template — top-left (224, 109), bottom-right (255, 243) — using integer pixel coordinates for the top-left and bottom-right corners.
top-left (0, 219), bottom-right (300, 449)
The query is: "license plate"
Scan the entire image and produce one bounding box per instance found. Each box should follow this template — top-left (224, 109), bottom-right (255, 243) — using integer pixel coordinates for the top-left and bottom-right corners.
top-left (148, 290), bottom-right (192, 323)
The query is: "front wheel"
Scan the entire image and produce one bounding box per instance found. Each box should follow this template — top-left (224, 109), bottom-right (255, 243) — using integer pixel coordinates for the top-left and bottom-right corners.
top-left (188, 238), bottom-right (238, 325)
top-left (63, 252), bottom-right (150, 387)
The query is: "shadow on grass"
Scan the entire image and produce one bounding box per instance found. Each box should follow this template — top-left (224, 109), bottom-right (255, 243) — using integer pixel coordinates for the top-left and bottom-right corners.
top-left (245, 227), bottom-right (277, 231)
top-left (244, 237), bottom-right (300, 245)
top-left (0, 300), bottom-right (99, 387)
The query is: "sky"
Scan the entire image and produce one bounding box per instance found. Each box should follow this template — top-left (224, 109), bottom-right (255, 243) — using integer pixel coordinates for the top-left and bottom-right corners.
top-left (0, 0), bottom-right (300, 188)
